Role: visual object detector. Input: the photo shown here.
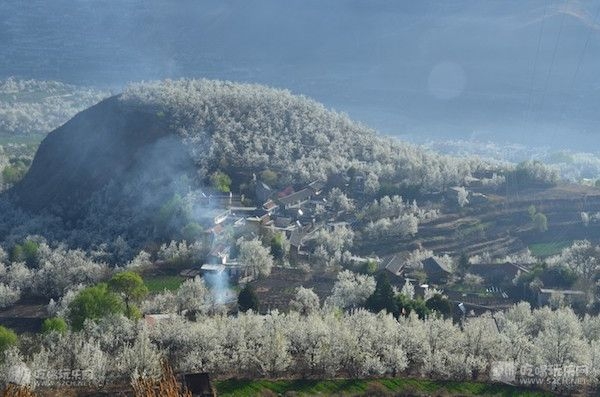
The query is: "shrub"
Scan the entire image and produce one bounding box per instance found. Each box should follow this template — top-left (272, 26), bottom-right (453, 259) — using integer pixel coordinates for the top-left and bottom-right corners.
top-left (210, 171), bottom-right (232, 193)
top-left (68, 283), bottom-right (125, 330)
top-left (0, 325), bottom-right (17, 352)
top-left (41, 317), bottom-right (68, 334)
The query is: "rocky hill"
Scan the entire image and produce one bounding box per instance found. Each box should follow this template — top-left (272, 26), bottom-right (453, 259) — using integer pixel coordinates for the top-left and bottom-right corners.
top-left (11, 96), bottom-right (174, 213)
top-left (4, 79), bottom-right (488, 247)
top-left (10, 79), bottom-right (482, 209)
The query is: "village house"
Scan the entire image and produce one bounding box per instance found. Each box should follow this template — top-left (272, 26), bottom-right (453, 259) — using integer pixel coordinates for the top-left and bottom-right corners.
top-left (200, 263), bottom-right (226, 276)
top-left (446, 289), bottom-right (514, 314)
top-left (271, 216), bottom-right (294, 230)
top-left (278, 188), bottom-right (313, 209)
top-left (274, 180), bottom-right (324, 208)
top-left (382, 254), bottom-right (406, 285)
top-left (207, 243), bottom-right (230, 264)
top-left (196, 190), bottom-right (238, 208)
top-left (472, 169), bottom-right (498, 180)
top-left (223, 261), bottom-right (252, 283)
top-left (469, 262), bottom-right (529, 285)
top-left (262, 199), bottom-right (279, 214)
top-left (463, 175), bottom-right (482, 187)
top-left (198, 208), bottom-right (231, 226)
top-left (308, 180), bottom-right (326, 195)
top-left (244, 209), bottom-right (271, 234)
top-left (537, 288), bottom-right (587, 307)
top-left (289, 228), bottom-right (304, 265)
top-left (445, 186), bottom-right (465, 202)
top-left (421, 256), bottom-right (452, 284)
top-left (255, 181), bottom-right (273, 203)
top-left (200, 261), bottom-right (252, 284)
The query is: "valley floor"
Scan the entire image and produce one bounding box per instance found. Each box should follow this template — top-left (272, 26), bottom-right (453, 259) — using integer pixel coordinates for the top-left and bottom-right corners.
top-left (215, 378), bottom-right (554, 397)
top-left (23, 377), bottom-right (556, 397)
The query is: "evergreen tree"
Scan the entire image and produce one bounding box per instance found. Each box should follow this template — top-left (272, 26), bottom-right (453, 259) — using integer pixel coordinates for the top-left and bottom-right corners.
top-left (270, 233), bottom-right (286, 261)
top-left (11, 240), bottom-right (39, 267)
top-left (396, 294), bottom-right (430, 319)
top-left (210, 171), bottom-right (232, 193)
top-left (41, 317), bottom-right (68, 334)
top-left (425, 293), bottom-right (452, 318)
top-left (457, 252), bottom-right (470, 276)
top-left (365, 273), bottom-right (398, 315)
top-left (238, 284), bottom-right (259, 312)
top-left (534, 212), bottom-right (548, 232)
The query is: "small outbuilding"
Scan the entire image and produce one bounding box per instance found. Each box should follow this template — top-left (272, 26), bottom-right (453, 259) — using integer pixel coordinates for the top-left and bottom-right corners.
top-left (181, 372), bottom-right (216, 397)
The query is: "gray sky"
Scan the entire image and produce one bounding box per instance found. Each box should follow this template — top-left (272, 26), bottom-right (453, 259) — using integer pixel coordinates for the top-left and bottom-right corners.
top-left (2, 0), bottom-right (600, 150)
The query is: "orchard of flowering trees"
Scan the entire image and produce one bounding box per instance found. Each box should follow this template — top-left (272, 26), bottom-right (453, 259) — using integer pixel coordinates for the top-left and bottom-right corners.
top-left (0, 77), bottom-right (596, 395)
top-left (360, 195), bottom-right (439, 240)
top-left (3, 303), bottom-right (600, 389)
top-left (120, 79), bottom-right (501, 191)
top-left (2, 238), bottom-right (600, 389)
top-left (0, 240), bottom-right (110, 307)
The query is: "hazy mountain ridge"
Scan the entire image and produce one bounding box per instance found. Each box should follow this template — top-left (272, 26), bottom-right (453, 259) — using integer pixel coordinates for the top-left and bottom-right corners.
top-left (3, 1), bottom-right (600, 149)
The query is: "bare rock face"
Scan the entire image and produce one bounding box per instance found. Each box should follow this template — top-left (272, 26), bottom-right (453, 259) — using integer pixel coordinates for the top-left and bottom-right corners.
top-left (10, 96), bottom-right (179, 216)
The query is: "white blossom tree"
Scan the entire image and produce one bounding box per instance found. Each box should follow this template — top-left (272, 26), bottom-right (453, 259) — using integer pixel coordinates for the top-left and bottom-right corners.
top-left (176, 276), bottom-right (209, 314)
top-left (289, 287), bottom-right (320, 315)
top-left (456, 186), bottom-right (469, 207)
top-left (325, 270), bottom-right (375, 310)
top-left (0, 283), bottom-right (20, 309)
top-left (238, 238), bottom-right (274, 278)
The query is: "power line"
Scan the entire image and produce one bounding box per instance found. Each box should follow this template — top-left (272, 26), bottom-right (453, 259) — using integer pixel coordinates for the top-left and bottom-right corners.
top-left (526, 0), bottom-right (549, 120)
top-left (553, 3), bottom-right (600, 139)
top-left (538, 2), bottom-right (567, 112)
top-left (569, 3), bottom-right (600, 92)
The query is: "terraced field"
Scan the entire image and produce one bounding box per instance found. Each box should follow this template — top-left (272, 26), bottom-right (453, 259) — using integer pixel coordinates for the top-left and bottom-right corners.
top-left (356, 183), bottom-right (600, 259)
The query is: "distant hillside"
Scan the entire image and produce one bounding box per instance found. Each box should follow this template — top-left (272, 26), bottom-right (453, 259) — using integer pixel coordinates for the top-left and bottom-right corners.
top-left (3, 1), bottom-right (600, 151)
top-left (0, 77), bottom-right (109, 135)
top-left (6, 79), bottom-right (487, 246)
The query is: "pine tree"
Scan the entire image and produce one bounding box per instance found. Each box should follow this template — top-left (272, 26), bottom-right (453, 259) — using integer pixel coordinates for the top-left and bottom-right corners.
top-left (238, 284), bottom-right (259, 312)
top-left (365, 273), bottom-right (398, 315)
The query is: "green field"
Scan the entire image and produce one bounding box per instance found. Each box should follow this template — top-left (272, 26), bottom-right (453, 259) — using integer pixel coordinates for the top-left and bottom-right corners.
top-left (529, 240), bottom-right (572, 258)
top-left (143, 275), bottom-right (185, 293)
top-left (215, 378), bottom-right (552, 397)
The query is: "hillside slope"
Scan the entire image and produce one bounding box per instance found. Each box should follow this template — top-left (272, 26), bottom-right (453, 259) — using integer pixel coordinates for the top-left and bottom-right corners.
top-left (11, 80), bottom-right (481, 211)
top-left (5, 79), bottom-right (485, 247)
top-left (11, 96), bottom-right (174, 213)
